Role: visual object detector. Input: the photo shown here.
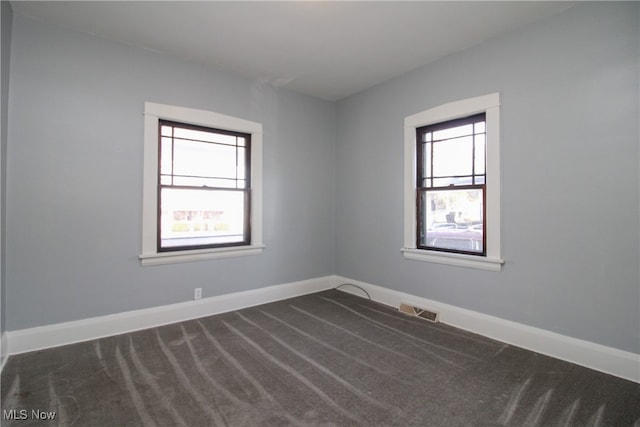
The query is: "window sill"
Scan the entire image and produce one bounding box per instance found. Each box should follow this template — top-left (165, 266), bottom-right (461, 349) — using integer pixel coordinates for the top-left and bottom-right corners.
top-left (140, 245), bottom-right (265, 266)
top-left (401, 248), bottom-right (503, 271)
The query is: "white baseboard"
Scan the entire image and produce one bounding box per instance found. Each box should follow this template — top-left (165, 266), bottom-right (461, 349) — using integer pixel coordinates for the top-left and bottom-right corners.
top-left (332, 275), bottom-right (640, 383)
top-left (7, 276), bottom-right (335, 356)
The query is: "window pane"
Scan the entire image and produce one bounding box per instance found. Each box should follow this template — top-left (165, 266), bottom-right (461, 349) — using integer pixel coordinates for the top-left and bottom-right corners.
top-left (419, 188), bottom-right (484, 254)
top-left (160, 188), bottom-right (246, 249)
top-left (433, 123), bottom-right (473, 141)
top-left (422, 142), bottom-right (431, 179)
top-left (237, 146), bottom-right (246, 187)
top-left (432, 176), bottom-right (475, 187)
top-left (173, 127), bottom-right (237, 145)
top-left (161, 125), bottom-right (173, 137)
top-left (172, 176), bottom-right (238, 188)
top-left (160, 137), bottom-right (173, 176)
top-left (432, 177), bottom-right (456, 187)
top-left (474, 135), bottom-right (486, 175)
top-left (173, 140), bottom-right (237, 180)
top-left (432, 136), bottom-right (473, 177)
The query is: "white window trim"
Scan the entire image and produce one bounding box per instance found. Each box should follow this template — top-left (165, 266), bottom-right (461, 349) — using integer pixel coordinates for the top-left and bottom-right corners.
top-left (140, 102), bottom-right (264, 266)
top-left (402, 93), bottom-right (503, 271)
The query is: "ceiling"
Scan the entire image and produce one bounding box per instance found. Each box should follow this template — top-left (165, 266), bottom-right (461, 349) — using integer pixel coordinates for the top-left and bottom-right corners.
top-left (11, 1), bottom-right (576, 101)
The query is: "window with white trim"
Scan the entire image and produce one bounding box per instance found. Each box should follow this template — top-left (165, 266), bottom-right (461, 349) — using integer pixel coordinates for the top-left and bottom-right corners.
top-left (158, 120), bottom-right (251, 251)
top-left (402, 93), bottom-right (503, 271)
top-left (140, 102), bottom-right (263, 266)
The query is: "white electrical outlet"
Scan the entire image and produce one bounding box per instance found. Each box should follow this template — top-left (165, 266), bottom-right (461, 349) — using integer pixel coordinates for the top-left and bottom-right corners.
top-left (194, 288), bottom-right (202, 300)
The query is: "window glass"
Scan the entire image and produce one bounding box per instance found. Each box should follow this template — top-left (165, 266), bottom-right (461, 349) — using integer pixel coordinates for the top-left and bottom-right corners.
top-left (172, 140), bottom-right (238, 181)
top-left (432, 135), bottom-right (474, 177)
top-left (419, 188), bottom-right (484, 254)
top-left (160, 188), bottom-right (246, 249)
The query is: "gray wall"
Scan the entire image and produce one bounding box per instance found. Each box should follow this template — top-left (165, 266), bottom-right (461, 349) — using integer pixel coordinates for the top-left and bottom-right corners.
top-left (1, 0), bottom-right (13, 345)
top-left (335, 2), bottom-right (639, 354)
top-left (5, 15), bottom-right (335, 330)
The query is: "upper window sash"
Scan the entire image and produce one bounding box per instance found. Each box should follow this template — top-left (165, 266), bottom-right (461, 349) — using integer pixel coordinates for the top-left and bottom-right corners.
top-left (416, 113), bottom-right (486, 189)
top-left (158, 119), bottom-right (251, 190)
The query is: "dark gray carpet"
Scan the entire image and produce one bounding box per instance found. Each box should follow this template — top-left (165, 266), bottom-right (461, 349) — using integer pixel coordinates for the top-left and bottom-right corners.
top-left (1, 289), bottom-right (639, 426)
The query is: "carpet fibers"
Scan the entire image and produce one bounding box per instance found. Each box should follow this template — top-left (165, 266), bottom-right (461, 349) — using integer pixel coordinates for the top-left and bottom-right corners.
top-left (1, 290), bottom-right (639, 426)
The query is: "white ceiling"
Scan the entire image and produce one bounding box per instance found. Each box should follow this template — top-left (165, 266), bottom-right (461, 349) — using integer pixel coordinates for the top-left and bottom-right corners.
top-left (11, 1), bottom-right (576, 101)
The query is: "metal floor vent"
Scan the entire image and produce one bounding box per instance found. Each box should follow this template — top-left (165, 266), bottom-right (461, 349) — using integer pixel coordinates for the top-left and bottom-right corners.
top-left (398, 303), bottom-right (439, 323)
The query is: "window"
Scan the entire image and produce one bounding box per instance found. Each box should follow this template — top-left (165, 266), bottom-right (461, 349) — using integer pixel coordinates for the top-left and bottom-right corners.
top-left (403, 93), bottom-right (503, 271)
top-left (158, 120), bottom-right (251, 251)
top-left (140, 103), bottom-right (263, 266)
top-left (416, 113), bottom-right (486, 256)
